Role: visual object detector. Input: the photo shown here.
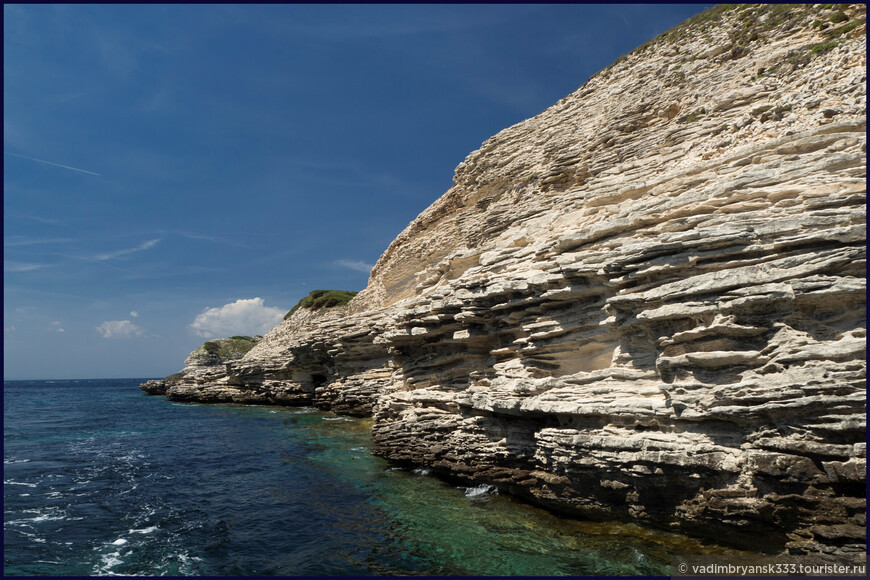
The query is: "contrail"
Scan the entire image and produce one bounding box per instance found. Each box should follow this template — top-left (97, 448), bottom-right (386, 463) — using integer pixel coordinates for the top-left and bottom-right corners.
top-left (4, 151), bottom-right (101, 176)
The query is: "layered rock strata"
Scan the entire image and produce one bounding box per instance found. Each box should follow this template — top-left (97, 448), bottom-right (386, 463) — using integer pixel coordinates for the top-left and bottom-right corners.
top-left (140, 335), bottom-right (260, 397)
top-left (144, 307), bottom-right (394, 416)
top-left (142, 4), bottom-right (866, 555)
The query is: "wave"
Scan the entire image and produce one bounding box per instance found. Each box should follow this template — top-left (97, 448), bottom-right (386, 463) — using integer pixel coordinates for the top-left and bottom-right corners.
top-left (4, 480), bottom-right (38, 487)
top-left (129, 526), bottom-right (158, 535)
top-left (463, 484), bottom-right (498, 499)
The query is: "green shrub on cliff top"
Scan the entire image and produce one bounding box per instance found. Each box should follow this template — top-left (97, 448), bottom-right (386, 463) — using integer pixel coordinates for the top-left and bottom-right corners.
top-left (199, 336), bottom-right (258, 359)
top-left (285, 290), bottom-right (358, 320)
top-left (626, 4), bottom-right (858, 63)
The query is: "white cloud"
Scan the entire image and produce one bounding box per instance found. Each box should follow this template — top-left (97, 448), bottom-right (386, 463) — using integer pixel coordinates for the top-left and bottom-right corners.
top-left (335, 259), bottom-right (374, 273)
top-left (96, 320), bottom-right (143, 339)
top-left (50, 321), bottom-right (65, 332)
top-left (4, 325), bottom-right (15, 332)
top-left (130, 311), bottom-right (138, 318)
top-left (190, 297), bottom-right (284, 339)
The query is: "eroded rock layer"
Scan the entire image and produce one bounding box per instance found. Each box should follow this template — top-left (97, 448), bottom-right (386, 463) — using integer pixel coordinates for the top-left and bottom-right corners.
top-left (142, 4), bottom-right (866, 555)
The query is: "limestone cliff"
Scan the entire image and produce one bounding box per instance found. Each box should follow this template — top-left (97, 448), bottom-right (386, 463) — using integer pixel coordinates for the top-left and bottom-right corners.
top-left (142, 4), bottom-right (866, 555)
top-left (140, 336), bottom-right (260, 396)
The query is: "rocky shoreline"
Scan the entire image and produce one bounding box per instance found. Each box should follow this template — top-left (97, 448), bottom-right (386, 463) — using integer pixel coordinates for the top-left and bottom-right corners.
top-left (142, 4), bottom-right (866, 556)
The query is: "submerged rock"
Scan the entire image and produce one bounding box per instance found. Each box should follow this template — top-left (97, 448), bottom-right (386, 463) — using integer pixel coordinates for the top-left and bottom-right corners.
top-left (142, 4), bottom-right (866, 555)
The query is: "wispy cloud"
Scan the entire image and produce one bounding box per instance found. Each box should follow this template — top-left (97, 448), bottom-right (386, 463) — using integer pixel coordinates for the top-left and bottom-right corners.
top-left (4, 151), bottom-right (101, 176)
top-left (96, 320), bottom-right (143, 339)
top-left (164, 230), bottom-right (250, 249)
top-left (4, 211), bottom-right (66, 226)
top-left (335, 259), bottom-right (374, 274)
top-left (4, 261), bottom-right (48, 272)
top-left (4, 236), bottom-right (76, 247)
top-left (85, 238), bottom-right (161, 261)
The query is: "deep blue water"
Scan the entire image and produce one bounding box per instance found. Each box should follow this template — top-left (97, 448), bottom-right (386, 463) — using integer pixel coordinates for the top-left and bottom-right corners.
top-left (4, 379), bottom-right (736, 576)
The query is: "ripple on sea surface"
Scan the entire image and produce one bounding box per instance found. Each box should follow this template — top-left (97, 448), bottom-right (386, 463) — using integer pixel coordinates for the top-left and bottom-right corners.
top-left (4, 379), bottom-right (751, 576)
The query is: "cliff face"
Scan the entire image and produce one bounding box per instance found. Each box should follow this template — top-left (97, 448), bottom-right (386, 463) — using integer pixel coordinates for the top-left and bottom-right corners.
top-left (140, 336), bottom-right (260, 396)
top-left (142, 4), bottom-right (866, 555)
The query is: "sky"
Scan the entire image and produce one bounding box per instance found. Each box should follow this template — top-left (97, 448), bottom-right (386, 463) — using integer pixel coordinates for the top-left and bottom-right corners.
top-left (4, 3), bottom-right (709, 380)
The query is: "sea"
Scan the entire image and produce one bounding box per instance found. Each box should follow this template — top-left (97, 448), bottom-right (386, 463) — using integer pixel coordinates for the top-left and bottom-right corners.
top-left (5, 378), bottom-right (741, 576)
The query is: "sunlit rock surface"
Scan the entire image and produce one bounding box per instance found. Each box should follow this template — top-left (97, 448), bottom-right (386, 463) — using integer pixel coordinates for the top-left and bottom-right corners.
top-left (143, 5), bottom-right (866, 555)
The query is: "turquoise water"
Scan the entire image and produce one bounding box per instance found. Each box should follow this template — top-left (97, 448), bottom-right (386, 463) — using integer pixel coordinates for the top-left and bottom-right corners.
top-left (4, 379), bottom-right (739, 576)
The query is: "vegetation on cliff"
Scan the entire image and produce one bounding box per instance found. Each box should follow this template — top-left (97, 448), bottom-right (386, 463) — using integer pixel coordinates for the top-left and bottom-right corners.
top-left (610, 3), bottom-right (866, 71)
top-left (199, 336), bottom-right (260, 359)
top-left (285, 290), bottom-right (359, 320)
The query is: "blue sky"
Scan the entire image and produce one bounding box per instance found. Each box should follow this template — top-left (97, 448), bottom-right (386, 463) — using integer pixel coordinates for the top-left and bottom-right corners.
top-left (4, 4), bottom-right (708, 380)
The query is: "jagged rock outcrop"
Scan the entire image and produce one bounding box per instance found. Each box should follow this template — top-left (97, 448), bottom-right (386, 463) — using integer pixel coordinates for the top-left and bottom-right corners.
top-left (142, 4), bottom-right (866, 555)
top-left (143, 299), bottom-right (394, 415)
top-left (140, 336), bottom-right (261, 397)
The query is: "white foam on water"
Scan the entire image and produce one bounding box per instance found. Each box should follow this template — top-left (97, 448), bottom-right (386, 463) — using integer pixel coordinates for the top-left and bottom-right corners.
top-left (94, 544), bottom-right (136, 576)
top-left (10, 509), bottom-right (67, 525)
top-left (464, 484), bottom-right (498, 498)
top-left (112, 538), bottom-right (128, 546)
top-left (32, 513), bottom-right (65, 522)
top-left (4, 458), bottom-right (31, 464)
top-left (98, 551), bottom-right (123, 571)
top-left (4, 480), bottom-right (38, 487)
top-left (118, 484), bottom-right (138, 495)
top-left (129, 526), bottom-right (158, 534)
top-left (160, 551), bottom-right (204, 575)
top-left (412, 468), bottom-right (432, 476)
top-left (322, 416), bottom-right (351, 421)
top-left (19, 493), bottom-right (30, 497)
